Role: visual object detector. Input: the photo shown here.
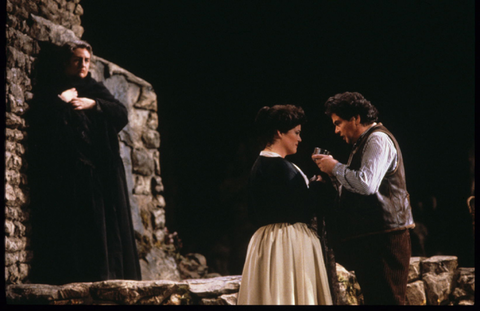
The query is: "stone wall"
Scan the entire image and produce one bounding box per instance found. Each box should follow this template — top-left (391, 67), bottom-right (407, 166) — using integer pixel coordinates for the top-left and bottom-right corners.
top-left (5, 256), bottom-right (475, 305)
top-left (5, 0), bottom-right (179, 284)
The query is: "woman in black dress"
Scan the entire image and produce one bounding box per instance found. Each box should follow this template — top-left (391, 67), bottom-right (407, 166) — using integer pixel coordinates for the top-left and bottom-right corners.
top-left (237, 105), bottom-right (332, 305)
top-left (28, 40), bottom-right (141, 284)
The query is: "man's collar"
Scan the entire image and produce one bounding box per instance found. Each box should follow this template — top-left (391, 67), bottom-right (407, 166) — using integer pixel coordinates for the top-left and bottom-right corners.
top-left (353, 122), bottom-right (378, 147)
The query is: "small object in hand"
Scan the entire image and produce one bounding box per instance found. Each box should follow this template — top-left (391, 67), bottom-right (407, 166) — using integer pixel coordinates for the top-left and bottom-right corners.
top-left (313, 147), bottom-right (331, 155)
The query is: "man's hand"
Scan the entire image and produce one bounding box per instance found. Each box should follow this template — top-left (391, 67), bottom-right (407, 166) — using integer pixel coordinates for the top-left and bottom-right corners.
top-left (312, 154), bottom-right (339, 176)
top-left (59, 88), bottom-right (78, 102)
top-left (70, 97), bottom-right (96, 110)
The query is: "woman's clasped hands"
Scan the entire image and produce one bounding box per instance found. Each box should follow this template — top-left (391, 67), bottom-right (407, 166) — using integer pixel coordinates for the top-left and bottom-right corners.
top-left (59, 87), bottom-right (96, 110)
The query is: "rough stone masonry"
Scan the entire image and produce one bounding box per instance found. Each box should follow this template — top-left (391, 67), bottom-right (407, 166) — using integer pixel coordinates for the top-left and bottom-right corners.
top-left (5, 256), bottom-right (475, 305)
top-left (5, 0), bottom-right (475, 306)
top-left (5, 0), bottom-right (179, 284)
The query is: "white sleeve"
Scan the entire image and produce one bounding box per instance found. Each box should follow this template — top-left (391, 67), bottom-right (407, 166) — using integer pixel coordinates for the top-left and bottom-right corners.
top-left (332, 132), bottom-right (397, 195)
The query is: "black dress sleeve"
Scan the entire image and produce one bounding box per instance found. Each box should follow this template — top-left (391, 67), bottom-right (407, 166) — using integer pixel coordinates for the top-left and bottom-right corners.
top-left (248, 157), bottom-right (312, 228)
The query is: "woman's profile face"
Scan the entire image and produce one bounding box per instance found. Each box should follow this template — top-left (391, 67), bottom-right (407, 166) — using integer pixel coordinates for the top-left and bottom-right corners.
top-left (278, 124), bottom-right (302, 156)
top-left (65, 48), bottom-right (91, 78)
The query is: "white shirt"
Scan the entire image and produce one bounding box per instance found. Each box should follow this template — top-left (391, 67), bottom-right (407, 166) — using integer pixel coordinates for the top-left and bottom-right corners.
top-left (331, 130), bottom-right (398, 195)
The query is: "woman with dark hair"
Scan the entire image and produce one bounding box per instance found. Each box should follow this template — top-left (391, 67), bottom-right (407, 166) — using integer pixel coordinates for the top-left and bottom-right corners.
top-left (27, 40), bottom-right (142, 284)
top-left (237, 105), bottom-right (332, 305)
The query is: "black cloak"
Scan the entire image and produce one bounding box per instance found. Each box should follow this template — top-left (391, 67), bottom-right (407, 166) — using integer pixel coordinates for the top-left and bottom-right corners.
top-left (27, 72), bottom-right (142, 285)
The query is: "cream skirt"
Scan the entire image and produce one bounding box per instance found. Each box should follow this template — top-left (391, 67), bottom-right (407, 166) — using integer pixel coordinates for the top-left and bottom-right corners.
top-left (237, 222), bottom-right (332, 305)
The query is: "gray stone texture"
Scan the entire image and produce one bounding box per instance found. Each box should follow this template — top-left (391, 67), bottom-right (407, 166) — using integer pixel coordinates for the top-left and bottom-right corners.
top-left (5, 257), bottom-right (475, 305)
top-left (5, 0), bottom-right (176, 285)
top-left (4, 0), bottom-right (476, 307)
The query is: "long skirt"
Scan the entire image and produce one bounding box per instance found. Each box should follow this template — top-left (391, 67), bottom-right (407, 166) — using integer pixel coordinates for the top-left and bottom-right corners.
top-left (237, 222), bottom-right (332, 305)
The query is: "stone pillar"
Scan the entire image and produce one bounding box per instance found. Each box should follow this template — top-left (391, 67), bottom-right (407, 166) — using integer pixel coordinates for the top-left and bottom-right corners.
top-left (5, 0), bottom-right (179, 284)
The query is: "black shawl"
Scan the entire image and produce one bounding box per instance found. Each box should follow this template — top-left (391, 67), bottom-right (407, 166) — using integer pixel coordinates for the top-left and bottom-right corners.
top-left (27, 73), bottom-right (142, 284)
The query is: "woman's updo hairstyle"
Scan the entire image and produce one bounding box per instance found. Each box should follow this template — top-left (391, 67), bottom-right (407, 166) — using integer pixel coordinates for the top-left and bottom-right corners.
top-left (254, 104), bottom-right (306, 149)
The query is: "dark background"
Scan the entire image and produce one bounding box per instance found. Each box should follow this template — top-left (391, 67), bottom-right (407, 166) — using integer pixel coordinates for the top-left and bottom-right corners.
top-left (80, 0), bottom-right (475, 273)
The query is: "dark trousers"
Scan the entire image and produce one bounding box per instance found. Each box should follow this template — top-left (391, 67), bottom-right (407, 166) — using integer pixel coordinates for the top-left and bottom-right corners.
top-left (335, 229), bottom-right (411, 305)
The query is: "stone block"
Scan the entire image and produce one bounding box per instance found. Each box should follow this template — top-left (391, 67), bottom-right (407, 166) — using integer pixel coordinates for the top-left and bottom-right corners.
top-left (5, 251), bottom-right (20, 267)
top-left (29, 14), bottom-right (79, 45)
top-left (5, 220), bottom-right (16, 237)
top-left (421, 255), bottom-right (458, 276)
top-left (406, 280), bottom-right (427, 305)
top-left (90, 280), bottom-right (142, 305)
top-left (5, 128), bottom-right (25, 142)
top-left (5, 183), bottom-right (17, 206)
top-left (5, 68), bottom-right (17, 85)
top-left (119, 126), bottom-right (135, 147)
top-left (455, 267), bottom-right (475, 295)
top-left (5, 237), bottom-right (27, 253)
top-left (408, 256), bottom-right (424, 282)
top-left (5, 250), bottom-right (32, 266)
top-left (103, 74), bottom-right (140, 110)
top-left (5, 170), bottom-right (21, 187)
top-left (5, 206), bottom-right (23, 221)
top-left (132, 194), bottom-right (151, 235)
top-left (152, 208), bottom-right (165, 229)
top-left (74, 3), bottom-right (84, 16)
top-left (134, 86), bottom-right (157, 111)
top-left (6, 112), bottom-right (26, 128)
top-left (7, 283), bottom-right (85, 304)
top-left (200, 297), bottom-right (226, 305)
top-left (138, 286), bottom-right (188, 305)
top-left (163, 292), bottom-right (192, 305)
top-left (451, 287), bottom-right (469, 302)
top-left (141, 248), bottom-right (182, 281)
top-left (186, 276), bottom-right (241, 298)
top-left (6, 46), bottom-right (25, 69)
top-left (132, 148), bottom-right (155, 176)
top-left (134, 175), bottom-right (151, 196)
top-left (18, 263), bottom-right (30, 281)
top-left (142, 130), bottom-right (160, 149)
top-left (423, 272), bottom-right (455, 305)
top-left (179, 254), bottom-right (209, 280)
top-left (9, 0), bottom-right (30, 19)
top-left (151, 176), bottom-right (164, 195)
top-left (6, 152), bottom-right (23, 171)
top-left (5, 140), bottom-right (26, 155)
top-left (66, 1), bottom-right (75, 13)
top-left (155, 195), bottom-right (166, 209)
top-left (147, 111), bottom-right (159, 130)
top-left (7, 93), bottom-right (29, 116)
top-left (5, 27), bottom-right (38, 56)
top-left (219, 293), bottom-right (238, 305)
top-left (336, 263), bottom-right (363, 305)
top-left (14, 221), bottom-right (27, 237)
top-left (128, 109), bottom-right (150, 135)
top-left (5, 220), bottom-right (27, 238)
top-left (154, 228), bottom-right (166, 243)
top-left (71, 25), bottom-right (84, 40)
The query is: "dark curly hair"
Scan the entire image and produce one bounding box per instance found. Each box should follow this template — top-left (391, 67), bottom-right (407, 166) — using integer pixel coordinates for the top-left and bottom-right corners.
top-left (324, 92), bottom-right (378, 125)
top-left (254, 104), bottom-right (306, 149)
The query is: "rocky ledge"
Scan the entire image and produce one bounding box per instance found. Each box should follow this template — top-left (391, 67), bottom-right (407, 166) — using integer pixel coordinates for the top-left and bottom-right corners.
top-left (5, 256), bottom-right (475, 305)
top-left (6, 276), bottom-right (241, 305)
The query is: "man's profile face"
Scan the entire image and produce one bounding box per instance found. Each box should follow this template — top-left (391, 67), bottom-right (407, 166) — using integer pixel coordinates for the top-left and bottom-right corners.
top-left (65, 48), bottom-right (91, 78)
top-left (331, 113), bottom-right (358, 144)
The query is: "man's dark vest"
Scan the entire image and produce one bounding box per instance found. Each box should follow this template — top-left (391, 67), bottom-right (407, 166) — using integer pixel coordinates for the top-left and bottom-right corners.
top-left (337, 123), bottom-right (415, 241)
